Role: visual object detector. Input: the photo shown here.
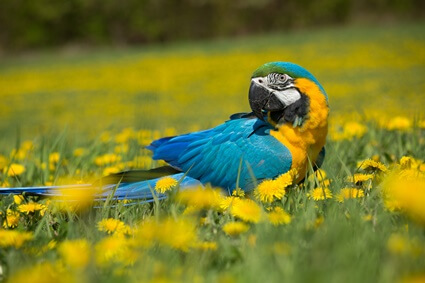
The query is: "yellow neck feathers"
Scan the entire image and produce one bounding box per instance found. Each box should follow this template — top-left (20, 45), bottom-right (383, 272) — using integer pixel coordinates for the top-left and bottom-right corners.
top-left (270, 78), bottom-right (329, 182)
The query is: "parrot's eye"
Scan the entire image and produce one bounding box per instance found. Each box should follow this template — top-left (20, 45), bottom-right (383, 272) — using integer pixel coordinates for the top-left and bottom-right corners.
top-left (267, 73), bottom-right (288, 85)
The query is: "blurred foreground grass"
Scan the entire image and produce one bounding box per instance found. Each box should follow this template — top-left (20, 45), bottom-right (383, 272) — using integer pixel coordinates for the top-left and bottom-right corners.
top-left (0, 23), bottom-right (425, 283)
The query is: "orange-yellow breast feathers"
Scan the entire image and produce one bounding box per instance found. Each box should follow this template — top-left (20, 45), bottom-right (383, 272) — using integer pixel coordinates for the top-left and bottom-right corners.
top-left (270, 78), bottom-right (329, 182)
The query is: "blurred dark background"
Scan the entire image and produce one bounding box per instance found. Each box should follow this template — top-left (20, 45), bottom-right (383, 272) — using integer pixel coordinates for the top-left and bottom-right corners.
top-left (1, 0), bottom-right (424, 52)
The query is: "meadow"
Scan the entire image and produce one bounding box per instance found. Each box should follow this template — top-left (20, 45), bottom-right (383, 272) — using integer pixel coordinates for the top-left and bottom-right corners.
top-left (0, 22), bottom-right (425, 283)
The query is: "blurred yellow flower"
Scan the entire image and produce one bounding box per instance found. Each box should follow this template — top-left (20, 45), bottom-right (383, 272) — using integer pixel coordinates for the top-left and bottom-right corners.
top-left (0, 154), bottom-right (7, 170)
top-left (58, 239), bottom-right (91, 269)
top-left (53, 184), bottom-right (98, 211)
top-left (0, 229), bottom-right (33, 248)
top-left (102, 166), bottom-right (121, 176)
top-left (330, 121), bottom-right (367, 141)
top-left (219, 196), bottom-right (242, 211)
top-left (49, 152), bottom-right (60, 164)
top-left (336, 188), bottom-right (365, 202)
top-left (231, 199), bottom-right (262, 223)
top-left (155, 176), bottom-right (178, 193)
top-left (94, 153), bottom-right (121, 166)
top-left (3, 163), bottom-right (26, 177)
top-left (387, 234), bottom-right (422, 257)
top-left (385, 116), bottom-right (412, 131)
top-left (95, 235), bottom-right (138, 267)
top-left (7, 262), bottom-right (76, 283)
top-left (177, 186), bottom-right (223, 210)
top-left (307, 187), bottom-right (333, 201)
top-left (73, 148), bottom-right (85, 157)
top-left (3, 209), bottom-right (20, 228)
top-left (194, 241), bottom-right (218, 251)
top-left (222, 222), bottom-right (249, 236)
top-left (382, 169), bottom-right (425, 224)
top-left (157, 218), bottom-right (198, 251)
top-left (267, 207), bottom-right (291, 225)
top-left (97, 218), bottom-right (131, 235)
top-left (357, 159), bottom-right (387, 172)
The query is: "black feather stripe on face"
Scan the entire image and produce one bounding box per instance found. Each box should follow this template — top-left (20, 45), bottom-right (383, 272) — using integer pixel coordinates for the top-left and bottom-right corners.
top-left (269, 91), bottom-right (309, 126)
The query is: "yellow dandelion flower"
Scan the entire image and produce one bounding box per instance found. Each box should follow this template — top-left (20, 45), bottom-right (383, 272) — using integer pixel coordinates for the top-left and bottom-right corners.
top-left (0, 229), bottom-right (33, 248)
top-left (330, 121), bottom-right (367, 141)
top-left (232, 187), bottom-right (245, 197)
top-left (97, 218), bottom-right (131, 235)
top-left (336, 188), bottom-right (365, 202)
top-left (3, 163), bottom-right (25, 177)
top-left (7, 262), bottom-right (75, 283)
top-left (418, 120), bottom-right (425, 129)
top-left (13, 195), bottom-right (24, 205)
top-left (347, 173), bottom-right (374, 184)
top-left (357, 159), bottom-right (387, 172)
top-left (385, 116), bottom-right (411, 131)
top-left (17, 202), bottom-right (46, 214)
top-left (73, 148), bottom-right (85, 157)
top-left (102, 166), bottom-right (121, 176)
top-left (177, 186), bottom-right (223, 210)
top-left (314, 169), bottom-right (327, 181)
top-left (222, 222), bottom-right (249, 236)
top-left (254, 180), bottom-right (281, 203)
top-left (52, 183), bottom-right (98, 212)
top-left (58, 239), bottom-right (91, 269)
top-left (157, 218), bottom-right (198, 251)
top-left (0, 155), bottom-right (7, 170)
top-left (194, 241), bottom-right (218, 251)
top-left (94, 153), bottom-right (121, 166)
top-left (95, 235), bottom-right (137, 267)
top-left (267, 207), bottom-right (291, 225)
top-left (382, 169), bottom-right (425, 224)
top-left (219, 196), bottom-right (242, 211)
top-left (231, 199), bottom-right (262, 223)
top-left (49, 152), bottom-right (60, 164)
top-left (307, 187), bottom-right (333, 201)
top-left (3, 209), bottom-right (20, 228)
top-left (155, 176), bottom-right (178, 193)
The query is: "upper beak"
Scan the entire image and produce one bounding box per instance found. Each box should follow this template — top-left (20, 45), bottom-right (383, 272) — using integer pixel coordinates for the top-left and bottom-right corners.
top-left (248, 79), bottom-right (285, 120)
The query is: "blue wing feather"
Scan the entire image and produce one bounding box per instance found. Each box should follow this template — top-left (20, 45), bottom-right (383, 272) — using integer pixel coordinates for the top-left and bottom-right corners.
top-left (148, 117), bottom-right (292, 192)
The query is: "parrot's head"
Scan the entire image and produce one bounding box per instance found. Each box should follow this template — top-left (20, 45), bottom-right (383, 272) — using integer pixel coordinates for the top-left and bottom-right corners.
top-left (249, 62), bottom-right (328, 126)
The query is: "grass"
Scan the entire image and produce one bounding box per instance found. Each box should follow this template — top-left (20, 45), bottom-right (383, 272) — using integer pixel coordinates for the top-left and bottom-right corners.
top-left (0, 22), bottom-right (425, 283)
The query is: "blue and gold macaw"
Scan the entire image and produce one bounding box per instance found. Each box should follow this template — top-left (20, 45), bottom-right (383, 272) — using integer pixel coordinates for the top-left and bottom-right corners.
top-left (0, 62), bottom-right (329, 201)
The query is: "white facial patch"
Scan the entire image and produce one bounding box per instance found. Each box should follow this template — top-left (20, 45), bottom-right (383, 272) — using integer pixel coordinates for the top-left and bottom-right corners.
top-left (273, 88), bottom-right (301, 107)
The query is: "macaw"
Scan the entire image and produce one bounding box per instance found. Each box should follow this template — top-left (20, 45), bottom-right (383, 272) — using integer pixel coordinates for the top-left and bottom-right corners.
top-left (0, 62), bottom-right (329, 202)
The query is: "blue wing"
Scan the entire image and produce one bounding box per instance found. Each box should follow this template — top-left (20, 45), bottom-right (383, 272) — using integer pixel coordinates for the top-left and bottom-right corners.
top-left (147, 117), bottom-right (292, 191)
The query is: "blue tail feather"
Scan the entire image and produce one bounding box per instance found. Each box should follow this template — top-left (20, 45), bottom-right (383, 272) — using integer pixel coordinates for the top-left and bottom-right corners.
top-left (0, 173), bottom-right (203, 203)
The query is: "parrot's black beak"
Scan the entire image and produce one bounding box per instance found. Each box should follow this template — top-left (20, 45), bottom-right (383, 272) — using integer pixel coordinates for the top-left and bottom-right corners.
top-left (248, 79), bottom-right (285, 121)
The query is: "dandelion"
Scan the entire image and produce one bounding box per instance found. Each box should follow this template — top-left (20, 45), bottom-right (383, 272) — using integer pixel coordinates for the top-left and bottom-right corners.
top-left (49, 152), bottom-right (60, 164)
top-left (95, 236), bottom-right (138, 267)
top-left (307, 187), bottom-right (333, 201)
top-left (330, 121), bottom-right (367, 141)
top-left (385, 116), bottom-right (411, 131)
top-left (357, 159), bottom-right (387, 172)
top-left (3, 163), bottom-right (25, 177)
top-left (347, 173), bottom-right (374, 184)
top-left (222, 222), bottom-right (249, 236)
top-left (3, 209), bottom-right (20, 228)
top-left (219, 196), bottom-right (242, 211)
top-left (157, 218), bottom-right (198, 251)
top-left (254, 170), bottom-right (294, 203)
top-left (94, 153), bottom-right (121, 166)
top-left (97, 218), bottom-right (131, 235)
top-left (194, 241), bottom-right (218, 251)
top-left (17, 202), bottom-right (46, 214)
top-left (177, 186), bottom-right (223, 210)
top-left (0, 229), bottom-right (33, 248)
top-left (58, 239), bottom-right (91, 269)
top-left (102, 166), bottom-right (121, 176)
top-left (155, 176), bottom-right (178, 193)
top-left (7, 262), bottom-right (75, 283)
top-left (232, 187), bottom-right (245, 197)
top-left (336, 188), bottom-right (365, 202)
top-left (13, 195), bottom-right (24, 205)
top-left (382, 169), bottom-right (425, 223)
top-left (231, 199), bottom-right (262, 223)
top-left (73, 148), bottom-right (85, 157)
top-left (53, 185), bottom-right (98, 212)
top-left (267, 207), bottom-right (291, 225)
